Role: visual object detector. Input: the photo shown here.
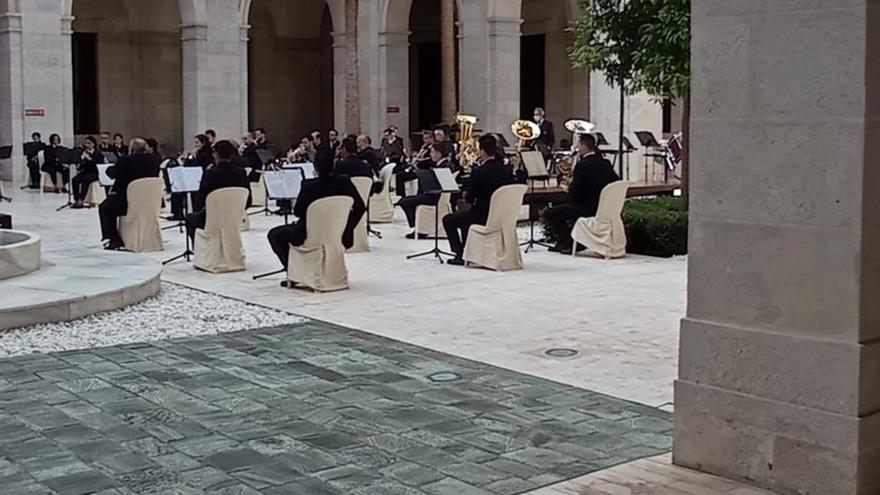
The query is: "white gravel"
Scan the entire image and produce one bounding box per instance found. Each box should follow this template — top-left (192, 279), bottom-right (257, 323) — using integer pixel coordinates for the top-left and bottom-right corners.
top-left (0, 282), bottom-right (305, 358)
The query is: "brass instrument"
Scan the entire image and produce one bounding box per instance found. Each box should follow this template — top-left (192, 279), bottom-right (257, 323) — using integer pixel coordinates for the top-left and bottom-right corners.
top-left (511, 119), bottom-right (541, 151)
top-left (455, 113), bottom-right (480, 173)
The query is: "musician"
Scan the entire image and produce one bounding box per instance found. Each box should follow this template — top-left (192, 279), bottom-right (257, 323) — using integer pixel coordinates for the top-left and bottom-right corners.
top-left (41, 133), bottom-right (68, 193)
top-left (99, 133), bottom-right (113, 154)
top-left (254, 128), bottom-right (271, 149)
top-left (168, 135), bottom-right (214, 220)
top-left (356, 135), bottom-right (382, 176)
top-left (185, 140), bottom-right (250, 241)
top-left (544, 133), bottom-right (620, 253)
top-left (205, 129), bottom-right (217, 147)
top-left (99, 138), bottom-right (161, 250)
top-left (24, 132), bottom-right (47, 190)
top-left (394, 130), bottom-right (433, 196)
top-left (71, 136), bottom-right (105, 209)
top-left (266, 147), bottom-right (366, 284)
top-left (533, 107), bottom-right (556, 151)
top-left (442, 135), bottom-right (517, 265)
top-left (380, 126), bottom-right (405, 165)
top-left (327, 129), bottom-right (340, 151)
top-left (241, 132), bottom-right (263, 182)
top-left (112, 134), bottom-right (128, 157)
top-left (399, 141), bottom-right (452, 239)
top-left (311, 130), bottom-right (326, 150)
top-left (334, 138), bottom-right (373, 178)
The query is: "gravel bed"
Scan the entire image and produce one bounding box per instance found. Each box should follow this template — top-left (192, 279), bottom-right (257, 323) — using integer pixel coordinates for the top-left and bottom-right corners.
top-left (0, 282), bottom-right (305, 358)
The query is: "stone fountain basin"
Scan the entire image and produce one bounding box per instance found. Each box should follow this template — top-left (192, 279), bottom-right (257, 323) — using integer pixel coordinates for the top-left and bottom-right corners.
top-left (0, 230), bottom-right (41, 280)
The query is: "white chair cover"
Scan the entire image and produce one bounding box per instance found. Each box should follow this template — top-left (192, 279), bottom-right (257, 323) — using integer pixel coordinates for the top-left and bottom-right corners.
top-left (348, 177), bottom-right (373, 253)
top-left (415, 192), bottom-right (452, 238)
top-left (250, 173), bottom-right (267, 207)
top-left (370, 163), bottom-right (395, 223)
top-left (84, 180), bottom-right (105, 206)
top-left (288, 196), bottom-right (354, 292)
top-left (463, 184), bottom-right (528, 271)
top-left (119, 178), bottom-right (165, 252)
top-left (193, 187), bottom-right (249, 273)
top-left (571, 181), bottom-right (630, 259)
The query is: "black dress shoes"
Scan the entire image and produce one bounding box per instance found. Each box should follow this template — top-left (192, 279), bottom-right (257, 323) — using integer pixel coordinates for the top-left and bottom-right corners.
top-left (447, 257), bottom-right (465, 266)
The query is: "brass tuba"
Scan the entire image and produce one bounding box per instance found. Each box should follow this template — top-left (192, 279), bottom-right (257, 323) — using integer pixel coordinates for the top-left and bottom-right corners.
top-left (455, 113), bottom-right (479, 173)
top-left (511, 119), bottom-right (541, 151)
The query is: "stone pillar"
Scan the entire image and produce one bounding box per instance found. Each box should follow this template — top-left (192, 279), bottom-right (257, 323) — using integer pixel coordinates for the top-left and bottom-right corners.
top-left (440, 0), bottom-right (456, 123)
top-left (239, 24), bottom-right (251, 134)
top-left (181, 23), bottom-right (208, 144)
top-left (378, 30), bottom-right (409, 141)
top-left (674, 2), bottom-right (880, 495)
top-left (0, 10), bottom-right (23, 182)
top-left (332, 32), bottom-right (347, 133)
top-left (60, 15), bottom-right (73, 147)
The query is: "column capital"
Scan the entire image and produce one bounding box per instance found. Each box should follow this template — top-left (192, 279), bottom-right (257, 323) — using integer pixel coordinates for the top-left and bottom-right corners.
top-left (331, 31), bottom-right (346, 49)
top-left (239, 24), bottom-right (251, 42)
top-left (378, 31), bottom-right (410, 47)
top-left (487, 16), bottom-right (523, 37)
top-left (0, 13), bottom-right (22, 33)
top-left (61, 16), bottom-right (74, 35)
top-left (180, 23), bottom-right (208, 41)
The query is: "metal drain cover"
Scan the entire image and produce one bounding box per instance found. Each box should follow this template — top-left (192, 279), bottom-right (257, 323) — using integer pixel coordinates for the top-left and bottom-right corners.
top-left (428, 371), bottom-right (462, 383)
top-left (545, 348), bottom-right (579, 358)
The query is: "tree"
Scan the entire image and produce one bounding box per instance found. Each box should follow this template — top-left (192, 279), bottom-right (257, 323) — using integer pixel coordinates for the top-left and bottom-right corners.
top-left (345, 0), bottom-right (360, 134)
top-left (633, 0), bottom-right (691, 208)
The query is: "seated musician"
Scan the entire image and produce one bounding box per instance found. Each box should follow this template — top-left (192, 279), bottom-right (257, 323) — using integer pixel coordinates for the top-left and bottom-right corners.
top-left (71, 136), bottom-right (105, 209)
top-left (99, 132), bottom-right (113, 154)
top-left (334, 138), bottom-right (373, 178)
top-left (395, 130), bottom-right (434, 195)
top-left (167, 134), bottom-right (215, 221)
top-left (99, 138), bottom-right (161, 250)
top-left (544, 133), bottom-right (620, 253)
top-left (24, 132), bottom-right (47, 190)
top-left (380, 126), bottom-right (406, 165)
top-left (42, 133), bottom-right (68, 193)
top-left (398, 141), bottom-right (452, 239)
top-left (112, 133), bottom-right (128, 157)
top-left (327, 129), bottom-right (340, 151)
top-left (241, 132), bottom-right (263, 182)
top-left (356, 135), bottom-right (382, 176)
top-left (442, 135), bottom-right (517, 266)
top-left (185, 140), bottom-right (250, 241)
top-left (266, 148), bottom-right (366, 286)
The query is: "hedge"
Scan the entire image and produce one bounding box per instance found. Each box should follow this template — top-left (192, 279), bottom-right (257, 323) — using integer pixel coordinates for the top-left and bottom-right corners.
top-left (622, 196), bottom-right (688, 257)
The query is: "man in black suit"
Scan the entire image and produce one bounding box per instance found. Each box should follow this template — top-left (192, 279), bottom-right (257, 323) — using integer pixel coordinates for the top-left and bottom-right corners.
top-left (532, 107), bottom-right (556, 152)
top-left (327, 129), bottom-right (340, 151)
top-left (544, 133), bottom-right (621, 253)
top-left (267, 148), bottom-right (366, 284)
top-left (99, 138), bottom-right (161, 250)
top-left (241, 132), bottom-right (263, 182)
top-left (334, 138), bottom-right (373, 178)
top-left (399, 141), bottom-right (452, 238)
top-left (356, 135), bottom-right (382, 176)
top-left (185, 140), bottom-right (250, 241)
top-left (24, 132), bottom-right (47, 189)
top-left (442, 135), bottom-right (517, 266)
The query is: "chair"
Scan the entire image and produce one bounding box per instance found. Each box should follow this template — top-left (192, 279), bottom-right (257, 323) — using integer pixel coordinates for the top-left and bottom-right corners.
top-left (348, 176), bottom-right (373, 253)
top-left (571, 181), bottom-right (630, 259)
top-left (250, 173), bottom-right (267, 207)
top-left (370, 163), bottom-right (395, 223)
top-left (415, 192), bottom-right (452, 238)
top-left (118, 178), bottom-right (164, 252)
top-left (463, 184), bottom-right (528, 271)
top-left (83, 180), bottom-right (105, 207)
top-left (193, 187), bottom-right (249, 273)
top-left (288, 196), bottom-right (354, 292)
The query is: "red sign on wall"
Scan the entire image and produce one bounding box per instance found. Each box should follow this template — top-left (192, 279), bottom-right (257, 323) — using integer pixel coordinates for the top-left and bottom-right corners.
top-left (387, 107), bottom-right (400, 114)
top-left (24, 108), bottom-right (45, 117)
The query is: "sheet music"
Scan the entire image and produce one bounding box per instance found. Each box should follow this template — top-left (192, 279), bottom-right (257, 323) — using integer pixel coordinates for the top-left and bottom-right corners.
top-left (97, 164), bottom-right (115, 186)
top-left (283, 162), bottom-right (316, 179)
top-left (434, 168), bottom-right (460, 192)
top-left (520, 151), bottom-right (549, 178)
top-left (263, 170), bottom-right (304, 199)
top-left (168, 166), bottom-right (203, 193)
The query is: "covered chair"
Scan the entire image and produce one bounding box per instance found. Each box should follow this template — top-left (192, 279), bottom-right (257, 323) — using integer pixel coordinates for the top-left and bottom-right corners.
top-left (250, 173), bottom-right (267, 208)
top-left (193, 187), bottom-right (249, 273)
top-left (119, 177), bottom-right (164, 252)
top-left (415, 192), bottom-right (452, 238)
top-left (571, 181), bottom-right (630, 259)
top-left (370, 163), bottom-right (395, 223)
top-left (288, 196), bottom-right (354, 292)
top-left (463, 184), bottom-right (528, 271)
top-left (348, 176), bottom-right (373, 253)
top-left (83, 180), bottom-right (105, 207)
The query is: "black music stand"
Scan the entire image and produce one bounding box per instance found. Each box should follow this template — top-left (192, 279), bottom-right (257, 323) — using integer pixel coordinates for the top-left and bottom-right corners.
top-left (635, 131), bottom-right (665, 182)
top-left (0, 145), bottom-right (12, 202)
top-left (56, 147), bottom-right (81, 211)
top-left (518, 152), bottom-right (553, 252)
top-left (252, 168), bottom-right (306, 281)
top-left (162, 167), bottom-right (203, 265)
top-left (407, 169), bottom-right (458, 263)
top-left (20, 142), bottom-right (41, 190)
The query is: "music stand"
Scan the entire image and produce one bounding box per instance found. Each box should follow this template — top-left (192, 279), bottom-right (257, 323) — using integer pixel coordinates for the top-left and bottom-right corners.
top-left (518, 152), bottom-right (553, 252)
top-left (55, 147), bottom-right (81, 211)
top-left (163, 166), bottom-right (203, 265)
top-left (252, 168), bottom-right (307, 281)
top-left (407, 168), bottom-right (458, 263)
top-left (256, 148), bottom-right (275, 166)
top-left (0, 145), bottom-right (12, 202)
top-left (101, 151), bottom-right (118, 164)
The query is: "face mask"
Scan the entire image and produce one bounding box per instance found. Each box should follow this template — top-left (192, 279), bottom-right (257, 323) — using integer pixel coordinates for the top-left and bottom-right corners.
top-left (533, 116), bottom-right (542, 123)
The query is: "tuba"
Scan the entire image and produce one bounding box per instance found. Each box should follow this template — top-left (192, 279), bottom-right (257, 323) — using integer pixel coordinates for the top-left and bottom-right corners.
top-left (455, 113), bottom-right (479, 173)
top-left (511, 119), bottom-right (541, 151)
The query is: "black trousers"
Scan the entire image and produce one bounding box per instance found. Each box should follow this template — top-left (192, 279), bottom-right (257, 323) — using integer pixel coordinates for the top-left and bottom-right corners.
top-left (43, 165), bottom-right (69, 186)
top-left (443, 209), bottom-right (480, 257)
top-left (185, 209), bottom-right (206, 242)
top-left (27, 159), bottom-right (41, 187)
top-left (399, 193), bottom-right (438, 228)
top-left (394, 166), bottom-right (417, 197)
top-left (72, 173), bottom-right (97, 202)
top-left (543, 202), bottom-right (592, 247)
top-left (99, 195), bottom-right (126, 243)
top-left (267, 222), bottom-right (306, 269)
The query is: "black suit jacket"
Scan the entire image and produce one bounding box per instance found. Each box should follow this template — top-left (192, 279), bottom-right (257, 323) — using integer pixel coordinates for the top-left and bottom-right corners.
top-left (358, 147), bottom-right (382, 176)
top-left (242, 144), bottom-right (262, 170)
top-left (107, 152), bottom-right (161, 203)
top-left (78, 149), bottom-right (104, 177)
top-left (293, 176), bottom-right (367, 249)
top-left (539, 119), bottom-right (555, 150)
top-left (196, 162), bottom-right (249, 208)
top-left (334, 155), bottom-right (373, 179)
top-left (467, 158), bottom-right (517, 223)
top-left (568, 154), bottom-right (621, 216)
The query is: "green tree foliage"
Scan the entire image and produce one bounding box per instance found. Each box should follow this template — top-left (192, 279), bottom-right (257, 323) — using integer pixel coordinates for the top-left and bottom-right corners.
top-left (633, 0), bottom-right (690, 100)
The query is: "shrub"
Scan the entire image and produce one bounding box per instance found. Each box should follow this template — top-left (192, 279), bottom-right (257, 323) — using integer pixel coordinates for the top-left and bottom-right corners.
top-left (622, 196), bottom-right (688, 257)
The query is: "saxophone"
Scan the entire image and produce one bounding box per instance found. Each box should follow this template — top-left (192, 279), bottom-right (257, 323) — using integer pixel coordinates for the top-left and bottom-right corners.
top-left (455, 113), bottom-right (479, 174)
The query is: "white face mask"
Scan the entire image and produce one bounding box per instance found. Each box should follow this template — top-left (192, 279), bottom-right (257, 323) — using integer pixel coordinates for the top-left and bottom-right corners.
top-left (533, 115), bottom-right (543, 123)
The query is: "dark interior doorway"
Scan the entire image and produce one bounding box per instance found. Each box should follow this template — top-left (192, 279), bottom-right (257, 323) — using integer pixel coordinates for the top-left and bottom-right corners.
top-left (72, 32), bottom-right (99, 135)
top-left (520, 34), bottom-right (546, 118)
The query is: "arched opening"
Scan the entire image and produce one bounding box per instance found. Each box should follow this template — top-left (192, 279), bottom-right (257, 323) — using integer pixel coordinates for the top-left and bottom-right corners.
top-left (520, 0), bottom-right (587, 127)
top-left (408, 0), bottom-right (458, 134)
top-left (248, 0), bottom-right (334, 151)
top-left (71, 0), bottom-right (183, 154)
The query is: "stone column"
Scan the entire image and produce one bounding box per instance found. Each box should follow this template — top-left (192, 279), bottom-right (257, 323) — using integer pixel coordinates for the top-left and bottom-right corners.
top-left (378, 30), bottom-right (409, 142)
top-left (60, 15), bottom-right (73, 147)
top-left (332, 32), bottom-right (347, 133)
top-left (674, 2), bottom-right (880, 495)
top-left (239, 24), bottom-right (251, 134)
top-left (180, 23), bottom-right (208, 144)
top-left (0, 10), bottom-right (23, 182)
top-left (440, 0), bottom-right (456, 123)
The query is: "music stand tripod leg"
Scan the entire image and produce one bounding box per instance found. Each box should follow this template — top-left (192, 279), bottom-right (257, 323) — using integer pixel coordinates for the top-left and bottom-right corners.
top-left (406, 196), bottom-right (454, 262)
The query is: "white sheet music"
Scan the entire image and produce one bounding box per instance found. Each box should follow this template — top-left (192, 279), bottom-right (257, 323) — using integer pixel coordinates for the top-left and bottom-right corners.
top-left (283, 162), bottom-right (316, 179)
top-left (434, 168), bottom-right (460, 192)
top-left (168, 166), bottom-right (203, 193)
top-left (97, 164), bottom-right (115, 186)
top-left (263, 170), bottom-right (304, 199)
top-left (520, 151), bottom-right (549, 178)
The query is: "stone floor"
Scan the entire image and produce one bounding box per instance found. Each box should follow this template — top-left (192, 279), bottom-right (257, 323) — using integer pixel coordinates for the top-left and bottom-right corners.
top-left (0, 321), bottom-right (671, 495)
